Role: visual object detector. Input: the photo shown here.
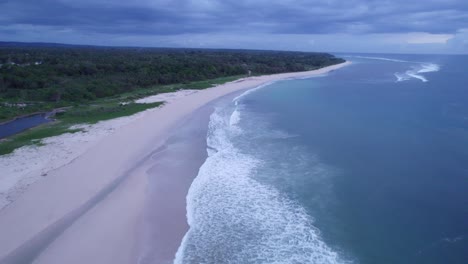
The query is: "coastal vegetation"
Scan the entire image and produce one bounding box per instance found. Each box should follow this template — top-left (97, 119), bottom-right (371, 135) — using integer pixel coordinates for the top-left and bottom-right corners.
top-left (0, 43), bottom-right (343, 119)
top-left (0, 42), bottom-right (344, 154)
top-left (0, 74), bottom-right (243, 155)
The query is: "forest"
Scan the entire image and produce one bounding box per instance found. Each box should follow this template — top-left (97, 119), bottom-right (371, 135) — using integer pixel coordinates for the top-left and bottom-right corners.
top-left (0, 43), bottom-right (344, 103)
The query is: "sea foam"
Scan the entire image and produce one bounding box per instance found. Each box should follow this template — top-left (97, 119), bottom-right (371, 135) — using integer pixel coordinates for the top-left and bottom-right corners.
top-left (232, 81), bottom-right (275, 104)
top-left (395, 63), bottom-right (440, 83)
top-left (174, 93), bottom-right (348, 264)
top-left (344, 55), bottom-right (416, 63)
top-left (344, 55), bottom-right (440, 83)
top-left (229, 108), bottom-right (241, 126)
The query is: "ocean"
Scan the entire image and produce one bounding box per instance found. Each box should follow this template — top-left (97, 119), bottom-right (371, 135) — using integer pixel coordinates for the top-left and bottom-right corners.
top-left (174, 54), bottom-right (468, 264)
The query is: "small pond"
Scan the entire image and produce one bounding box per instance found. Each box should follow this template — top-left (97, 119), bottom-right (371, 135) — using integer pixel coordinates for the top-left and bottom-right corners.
top-left (0, 113), bottom-right (52, 139)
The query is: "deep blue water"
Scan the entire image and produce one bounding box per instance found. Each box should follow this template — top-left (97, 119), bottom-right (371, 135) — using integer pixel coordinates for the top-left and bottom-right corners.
top-left (176, 54), bottom-right (468, 264)
top-left (0, 113), bottom-right (51, 139)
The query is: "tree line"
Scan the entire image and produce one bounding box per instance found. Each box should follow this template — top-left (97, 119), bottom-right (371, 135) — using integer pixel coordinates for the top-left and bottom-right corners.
top-left (0, 45), bottom-right (344, 103)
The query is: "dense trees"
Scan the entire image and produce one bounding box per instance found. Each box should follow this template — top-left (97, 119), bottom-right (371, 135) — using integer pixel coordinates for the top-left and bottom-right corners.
top-left (0, 44), bottom-right (344, 103)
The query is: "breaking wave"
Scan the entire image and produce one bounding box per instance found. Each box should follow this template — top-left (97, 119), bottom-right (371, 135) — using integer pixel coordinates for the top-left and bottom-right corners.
top-left (174, 88), bottom-right (349, 264)
top-left (229, 108), bottom-right (241, 127)
top-left (344, 55), bottom-right (416, 63)
top-left (232, 81), bottom-right (274, 105)
top-left (394, 63), bottom-right (440, 83)
top-left (344, 55), bottom-right (440, 82)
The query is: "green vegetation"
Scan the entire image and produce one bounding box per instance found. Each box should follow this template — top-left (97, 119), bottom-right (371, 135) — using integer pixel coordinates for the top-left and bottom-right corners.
top-left (0, 45), bottom-right (343, 119)
top-left (0, 74), bottom-right (245, 122)
top-left (0, 73), bottom-right (242, 155)
top-left (0, 43), bottom-right (345, 155)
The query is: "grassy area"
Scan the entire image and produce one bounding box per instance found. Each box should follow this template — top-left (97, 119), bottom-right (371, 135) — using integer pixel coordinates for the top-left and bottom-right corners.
top-left (0, 74), bottom-right (244, 155)
top-left (0, 75), bottom-right (246, 123)
top-left (0, 102), bottom-right (162, 155)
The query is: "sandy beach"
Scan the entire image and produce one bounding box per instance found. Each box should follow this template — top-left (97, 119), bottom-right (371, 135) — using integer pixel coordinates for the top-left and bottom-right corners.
top-left (0, 61), bottom-right (350, 264)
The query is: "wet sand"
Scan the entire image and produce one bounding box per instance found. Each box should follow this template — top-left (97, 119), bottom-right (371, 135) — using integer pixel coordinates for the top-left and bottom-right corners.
top-left (138, 104), bottom-right (214, 264)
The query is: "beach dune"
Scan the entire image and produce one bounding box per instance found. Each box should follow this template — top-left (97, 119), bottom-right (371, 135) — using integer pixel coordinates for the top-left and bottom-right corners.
top-left (0, 61), bottom-right (350, 264)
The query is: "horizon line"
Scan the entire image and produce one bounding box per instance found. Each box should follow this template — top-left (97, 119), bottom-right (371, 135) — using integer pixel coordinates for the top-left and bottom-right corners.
top-left (1, 40), bottom-right (467, 56)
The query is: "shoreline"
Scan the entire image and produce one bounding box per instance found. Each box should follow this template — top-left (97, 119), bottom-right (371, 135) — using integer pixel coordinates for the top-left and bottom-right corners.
top-left (0, 61), bottom-right (351, 263)
top-left (138, 103), bottom-right (216, 264)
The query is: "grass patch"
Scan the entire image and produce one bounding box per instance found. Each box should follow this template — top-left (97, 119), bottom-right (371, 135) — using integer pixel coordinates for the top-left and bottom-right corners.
top-left (0, 74), bottom-right (243, 155)
top-left (0, 75), bottom-right (245, 123)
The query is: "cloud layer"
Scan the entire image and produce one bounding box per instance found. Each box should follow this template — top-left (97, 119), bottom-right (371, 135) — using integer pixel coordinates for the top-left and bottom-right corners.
top-left (1, 0), bottom-right (467, 53)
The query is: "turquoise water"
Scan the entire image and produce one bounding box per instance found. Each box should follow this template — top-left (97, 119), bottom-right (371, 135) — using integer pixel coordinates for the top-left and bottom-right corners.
top-left (176, 55), bottom-right (468, 264)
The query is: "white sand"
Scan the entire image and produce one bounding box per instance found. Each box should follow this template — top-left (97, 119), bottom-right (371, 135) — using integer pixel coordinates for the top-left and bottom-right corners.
top-left (0, 61), bottom-right (351, 263)
top-left (0, 90), bottom-right (199, 210)
top-left (135, 89), bottom-right (199, 104)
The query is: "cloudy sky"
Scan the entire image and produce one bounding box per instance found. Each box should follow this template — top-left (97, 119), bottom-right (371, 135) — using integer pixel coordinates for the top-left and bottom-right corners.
top-left (1, 0), bottom-right (467, 54)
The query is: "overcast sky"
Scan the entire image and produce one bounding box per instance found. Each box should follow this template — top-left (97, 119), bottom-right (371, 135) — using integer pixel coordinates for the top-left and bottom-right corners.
top-left (1, 0), bottom-right (467, 54)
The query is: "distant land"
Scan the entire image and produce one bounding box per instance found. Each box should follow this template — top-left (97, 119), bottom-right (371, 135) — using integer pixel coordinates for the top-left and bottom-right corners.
top-left (0, 41), bottom-right (98, 48)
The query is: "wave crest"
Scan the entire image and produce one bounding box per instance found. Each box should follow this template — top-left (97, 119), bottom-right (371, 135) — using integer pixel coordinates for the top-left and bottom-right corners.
top-left (343, 55), bottom-right (440, 83)
top-left (344, 55), bottom-right (415, 63)
top-left (395, 63), bottom-right (440, 83)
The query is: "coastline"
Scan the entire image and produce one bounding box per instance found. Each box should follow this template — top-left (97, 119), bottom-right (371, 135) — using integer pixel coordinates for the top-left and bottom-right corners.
top-left (138, 104), bottom-right (214, 264)
top-left (0, 61), bottom-right (351, 263)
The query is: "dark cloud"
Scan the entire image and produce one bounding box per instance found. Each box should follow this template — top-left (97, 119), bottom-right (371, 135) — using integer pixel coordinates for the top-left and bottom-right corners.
top-left (0, 0), bottom-right (467, 54)
top-left (1, 0), bottom-right (467, 36)
top-left (1, 0), bottom-right (184, 34)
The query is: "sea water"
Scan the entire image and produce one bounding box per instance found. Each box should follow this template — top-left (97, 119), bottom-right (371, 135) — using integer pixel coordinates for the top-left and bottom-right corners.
top-left (175, 54), bottom-right (468, 264)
